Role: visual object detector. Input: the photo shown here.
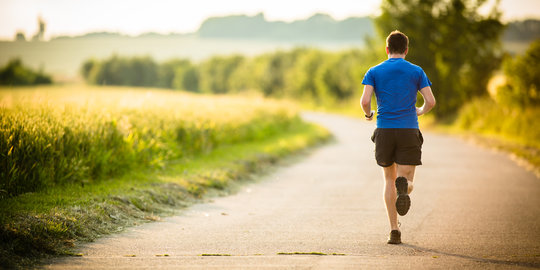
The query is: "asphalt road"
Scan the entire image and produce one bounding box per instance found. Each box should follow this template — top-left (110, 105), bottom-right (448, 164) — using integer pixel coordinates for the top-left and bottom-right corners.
top-left (44, 112), bottom-right (540, 269)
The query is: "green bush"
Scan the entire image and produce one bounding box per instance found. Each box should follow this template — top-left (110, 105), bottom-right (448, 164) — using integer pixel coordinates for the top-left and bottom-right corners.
top-left (0, 59), bottom-right (52, 86)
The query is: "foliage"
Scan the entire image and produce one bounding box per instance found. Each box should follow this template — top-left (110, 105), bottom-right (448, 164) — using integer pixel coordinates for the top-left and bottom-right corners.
top-left (496, 39), bottom-right (540, 106)
top-left (456, 97), bottom-right (540, 147)
top-left (172, 61), bottom-right (199, 92)
top-left (198, 55), bottom-right (245, 94)
top-left (254, 49), bottom-right (306, 97)
top-left (375, 0), bottom-right (504, 117)
top-left (82, 56), bottom-right (157, 86)
top-left (454, 96), bottom-right (540, 173)
top-left (0, 85), bottom-right (300, 198)
top-left (0, 59), bottom-right (52, 86)
top-left (156, 59), bottom-right (199, 92)
top-left (81, 48), bottom-right (377, 105)
top-left (253, 48), bottom-right (376, 104)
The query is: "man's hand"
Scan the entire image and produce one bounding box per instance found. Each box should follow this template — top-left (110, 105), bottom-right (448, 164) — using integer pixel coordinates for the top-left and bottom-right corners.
top-left (365, 110), bottom-right (375, 121)
top-left (361, 85), bottom-right (375, 121)
top-left (418, 86), bottom-right (436, 116)
top-left (416, 107), bottom-right (423, 116)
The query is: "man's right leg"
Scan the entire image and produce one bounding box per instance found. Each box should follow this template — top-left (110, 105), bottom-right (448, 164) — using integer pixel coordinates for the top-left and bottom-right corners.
top-left (383, 163), bottom-right (403, 244)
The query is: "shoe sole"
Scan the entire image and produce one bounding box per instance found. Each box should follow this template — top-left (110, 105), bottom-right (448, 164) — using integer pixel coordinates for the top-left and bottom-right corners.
top-left (395, 177), bottom-right (410, 216)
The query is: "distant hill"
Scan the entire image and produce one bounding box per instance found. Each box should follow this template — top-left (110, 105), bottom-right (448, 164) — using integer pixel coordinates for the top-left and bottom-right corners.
top-left (196, 13), bottom-right (375, 41)
top-left (53, 32), bottom-right (126, 40)
top-left (48, 15), bottom-right (539, 43)
top-left (52, 32), bottom-right (193, 40)
top-left (503, 19), bottom-right (540, 42)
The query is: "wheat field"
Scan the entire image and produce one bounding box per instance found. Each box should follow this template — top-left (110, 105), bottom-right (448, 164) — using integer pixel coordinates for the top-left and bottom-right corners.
top-left (0, 85), bottom-right (299, 198)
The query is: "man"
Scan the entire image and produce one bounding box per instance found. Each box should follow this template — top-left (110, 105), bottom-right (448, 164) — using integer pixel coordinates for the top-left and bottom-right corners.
top-left (360, 30), bottom-right (436, 244)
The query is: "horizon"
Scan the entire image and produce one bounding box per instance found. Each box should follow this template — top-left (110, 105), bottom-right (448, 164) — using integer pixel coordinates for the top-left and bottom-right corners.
top-left (8, 13), bottom-right (376, 40)
top-left (1, 0), bottom-right (539, 40)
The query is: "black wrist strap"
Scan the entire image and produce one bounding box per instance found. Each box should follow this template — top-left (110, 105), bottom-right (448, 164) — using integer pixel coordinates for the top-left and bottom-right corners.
top-left (365, 112), bottom-right (373, 118)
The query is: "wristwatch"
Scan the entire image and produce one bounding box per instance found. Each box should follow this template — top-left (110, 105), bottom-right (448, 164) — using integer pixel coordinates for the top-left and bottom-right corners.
top-left (365, 112), bottom-right (374, 118)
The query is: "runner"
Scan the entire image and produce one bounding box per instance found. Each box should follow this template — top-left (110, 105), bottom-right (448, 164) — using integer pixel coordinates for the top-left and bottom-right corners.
top-left (360, 30), bottom-right (436, 244)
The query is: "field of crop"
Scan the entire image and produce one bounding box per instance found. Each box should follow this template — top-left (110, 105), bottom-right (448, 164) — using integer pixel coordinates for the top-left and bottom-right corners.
top-left (0, 85), bottom-right (300, 198)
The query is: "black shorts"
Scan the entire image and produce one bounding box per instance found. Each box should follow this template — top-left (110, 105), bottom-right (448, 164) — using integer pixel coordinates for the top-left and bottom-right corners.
top-left (370, 128), bottom-right (423, 167)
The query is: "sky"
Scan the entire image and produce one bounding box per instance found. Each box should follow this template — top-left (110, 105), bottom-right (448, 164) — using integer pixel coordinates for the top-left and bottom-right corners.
top-left (0, 0), bottom-right (539, 40)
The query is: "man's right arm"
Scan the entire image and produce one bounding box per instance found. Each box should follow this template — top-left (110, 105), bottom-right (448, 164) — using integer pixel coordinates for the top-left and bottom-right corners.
top-left (361, 84), bottom-right (375, 121)
top-left (417, 86), bottom-right (436, 116)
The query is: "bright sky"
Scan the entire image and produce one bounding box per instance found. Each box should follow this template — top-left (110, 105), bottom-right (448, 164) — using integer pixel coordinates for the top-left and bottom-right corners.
top-left (0, 0), bottom-right (539, 40)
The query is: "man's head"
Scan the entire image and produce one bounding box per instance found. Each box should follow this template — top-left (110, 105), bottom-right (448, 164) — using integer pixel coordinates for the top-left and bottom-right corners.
top-left (386, 30), bottom-right (409, 55)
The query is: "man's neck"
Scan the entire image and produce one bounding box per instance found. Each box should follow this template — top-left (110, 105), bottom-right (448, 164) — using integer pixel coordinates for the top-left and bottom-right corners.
top-left (388, 54), bottom-right (406, 59)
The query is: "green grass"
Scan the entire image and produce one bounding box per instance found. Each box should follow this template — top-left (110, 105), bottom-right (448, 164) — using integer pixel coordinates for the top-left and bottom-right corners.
top-left (0, 119), bottom-right (330, 269)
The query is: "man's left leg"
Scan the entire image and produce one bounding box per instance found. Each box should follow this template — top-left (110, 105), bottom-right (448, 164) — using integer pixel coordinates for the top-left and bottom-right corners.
top-left (395, 164), bottom-right (416, 216)
top-left (397, 164), bottom-right (416, 194)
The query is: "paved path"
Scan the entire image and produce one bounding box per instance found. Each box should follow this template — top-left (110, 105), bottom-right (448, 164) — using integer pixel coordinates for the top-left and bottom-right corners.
top-left (45, 112), bottom-right (540, 269)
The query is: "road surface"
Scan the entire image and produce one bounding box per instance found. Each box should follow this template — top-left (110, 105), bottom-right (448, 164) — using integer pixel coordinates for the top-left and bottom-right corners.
top-left (45, 112), bottom-right (540, 269)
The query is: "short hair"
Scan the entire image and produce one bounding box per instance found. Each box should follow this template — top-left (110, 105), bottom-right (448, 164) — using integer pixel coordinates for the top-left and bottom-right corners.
top-left (386, 30), bottom-right (409, 54)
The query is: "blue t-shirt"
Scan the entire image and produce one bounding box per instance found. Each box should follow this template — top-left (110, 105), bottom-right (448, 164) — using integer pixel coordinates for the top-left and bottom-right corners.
top-left (362, 58), bottom-right (432, 129)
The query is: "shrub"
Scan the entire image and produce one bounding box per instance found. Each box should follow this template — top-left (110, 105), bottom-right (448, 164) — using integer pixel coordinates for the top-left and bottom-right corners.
top-left (0, 59), bottom-right (52, 86)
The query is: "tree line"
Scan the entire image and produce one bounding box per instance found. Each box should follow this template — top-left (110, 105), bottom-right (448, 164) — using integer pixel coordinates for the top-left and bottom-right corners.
top-left (81, 48), bottom-right (380, 105)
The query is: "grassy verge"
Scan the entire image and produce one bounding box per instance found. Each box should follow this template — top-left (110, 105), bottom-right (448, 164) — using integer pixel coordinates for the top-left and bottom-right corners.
top-left (423, 119), bottom-right (540, 177)
top-left (442, 98), bottom-right (540, 176)
top-left (0, 120), bottom-right (330, 269)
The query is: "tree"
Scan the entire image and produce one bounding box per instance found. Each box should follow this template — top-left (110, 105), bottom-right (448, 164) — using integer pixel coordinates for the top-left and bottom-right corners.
top-left (255, 51), bottom-right (297, 97)
top-left (285, 49), bottom-right (327, 101)
top-left (32, 16), bottom-right (46, 41)
top-left (199, 55), bottom-right (244, 94)
top-left (172, 61), bottom-right (199, 92)
top-left (0, 58), bottom-right (52, 85)
top-left (14, 31), bottom-right (26, 42)
top-left (82, 55), bottom-right (157, 86)
top-left (318, 50), bottom-right (369, 101)
top-left (375, 0), bottom-right (504, 117)
top-left (157, 59), bottom-right (188, 88)
top-left (497, 39), bottom-right (540, 106)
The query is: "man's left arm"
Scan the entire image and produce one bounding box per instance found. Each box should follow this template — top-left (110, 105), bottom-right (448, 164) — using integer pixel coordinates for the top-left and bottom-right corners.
top-left (361, 84), bottom-right (375, 121)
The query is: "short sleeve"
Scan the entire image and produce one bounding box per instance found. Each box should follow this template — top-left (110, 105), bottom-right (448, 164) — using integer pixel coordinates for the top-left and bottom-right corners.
top-left (418, 69), bottom-right (432, 90)
top-left (362, 68), bottom-right (375, 87)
